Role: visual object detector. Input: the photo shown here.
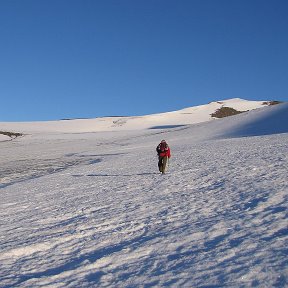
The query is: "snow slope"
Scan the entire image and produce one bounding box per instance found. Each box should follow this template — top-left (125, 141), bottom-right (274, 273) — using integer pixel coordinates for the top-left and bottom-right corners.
top-left (0, 100), bottom-right (287, 287)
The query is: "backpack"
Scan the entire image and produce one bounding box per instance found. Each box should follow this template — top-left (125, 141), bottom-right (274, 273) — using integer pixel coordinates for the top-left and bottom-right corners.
top-left (157, 142), bottom-right (168, 154)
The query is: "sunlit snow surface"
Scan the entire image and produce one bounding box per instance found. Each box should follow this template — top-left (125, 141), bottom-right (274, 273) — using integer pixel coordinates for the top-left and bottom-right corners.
top-left (0, 101), bottom-right (287, 287)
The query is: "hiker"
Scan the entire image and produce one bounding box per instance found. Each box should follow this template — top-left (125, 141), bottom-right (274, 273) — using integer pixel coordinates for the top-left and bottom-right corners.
top-left (156, 140), bottom-right (171, 174)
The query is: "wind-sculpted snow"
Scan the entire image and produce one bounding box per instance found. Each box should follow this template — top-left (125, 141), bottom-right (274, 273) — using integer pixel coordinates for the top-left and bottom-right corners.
top-left (0, 156), bottom-right (102, 189)
top-left (0, 119), bottom-right (287, 287)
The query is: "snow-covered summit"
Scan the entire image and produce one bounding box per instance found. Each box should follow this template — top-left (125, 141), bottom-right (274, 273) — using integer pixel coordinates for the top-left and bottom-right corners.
top-left (0, 98), bottom-right (274, 134)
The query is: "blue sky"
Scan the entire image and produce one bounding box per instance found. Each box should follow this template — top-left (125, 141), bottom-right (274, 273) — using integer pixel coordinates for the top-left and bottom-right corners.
top-left (0, 0), bottom-right (287, 121)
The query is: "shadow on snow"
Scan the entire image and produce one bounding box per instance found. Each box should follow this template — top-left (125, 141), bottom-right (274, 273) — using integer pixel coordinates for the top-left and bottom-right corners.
top-left (72, 172), bottom-right (159, 177)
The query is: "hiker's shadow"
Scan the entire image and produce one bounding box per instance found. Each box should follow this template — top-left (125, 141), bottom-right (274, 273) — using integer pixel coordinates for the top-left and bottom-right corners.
top-left (72, 172), bottom-right (159, 177)
top-left (87, 172), bottom-right (159, 177)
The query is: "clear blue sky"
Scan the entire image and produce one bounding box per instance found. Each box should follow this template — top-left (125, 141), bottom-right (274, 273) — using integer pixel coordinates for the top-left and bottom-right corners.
top-left (0, 0), bottom-right (287, 121)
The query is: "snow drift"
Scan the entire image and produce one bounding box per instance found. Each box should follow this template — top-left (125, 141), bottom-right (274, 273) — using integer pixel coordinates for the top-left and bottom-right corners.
top-left (223, 102), bottom-right (288, 137)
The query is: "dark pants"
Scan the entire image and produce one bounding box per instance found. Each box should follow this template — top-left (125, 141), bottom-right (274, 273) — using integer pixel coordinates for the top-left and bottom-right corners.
top-left (158, 156), bottom-right (168, 173)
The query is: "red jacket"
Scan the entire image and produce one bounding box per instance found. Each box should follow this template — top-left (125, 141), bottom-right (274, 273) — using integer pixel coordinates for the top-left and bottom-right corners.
top-left (156, 142), bottom-right (171, 158)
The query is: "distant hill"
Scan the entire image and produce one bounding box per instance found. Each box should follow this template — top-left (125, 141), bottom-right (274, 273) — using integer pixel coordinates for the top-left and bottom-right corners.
top-left (0, 98), bottom-right (284, 135)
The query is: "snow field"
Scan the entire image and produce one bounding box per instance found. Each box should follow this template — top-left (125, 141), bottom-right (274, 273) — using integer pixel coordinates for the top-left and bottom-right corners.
top-left (0, 125), bottom-right (287, 287)
top-left (1, 101), bottom-right (287, 287)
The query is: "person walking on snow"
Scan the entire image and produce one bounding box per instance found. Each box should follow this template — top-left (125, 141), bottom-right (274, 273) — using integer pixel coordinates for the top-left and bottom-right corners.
top-left (156, 140), bottom-right (171, 174)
